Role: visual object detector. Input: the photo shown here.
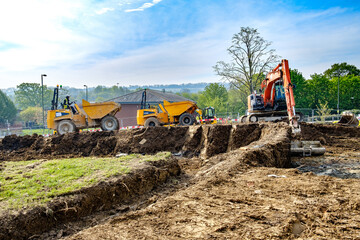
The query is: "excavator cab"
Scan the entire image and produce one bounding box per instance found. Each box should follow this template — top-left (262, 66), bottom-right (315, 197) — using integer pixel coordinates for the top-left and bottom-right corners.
top-left (273, 83), bottom-right (287, 111)
top-left (247, 93), bottom-right (265, 112)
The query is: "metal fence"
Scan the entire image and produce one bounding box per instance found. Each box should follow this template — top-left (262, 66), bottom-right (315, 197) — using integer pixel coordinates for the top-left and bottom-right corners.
top-left (215, 108), bottom-right (360, 123)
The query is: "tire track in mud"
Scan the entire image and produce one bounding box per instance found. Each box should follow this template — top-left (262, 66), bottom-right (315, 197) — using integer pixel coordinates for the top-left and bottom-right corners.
top-left (1, 123), bottom-right (292, 239)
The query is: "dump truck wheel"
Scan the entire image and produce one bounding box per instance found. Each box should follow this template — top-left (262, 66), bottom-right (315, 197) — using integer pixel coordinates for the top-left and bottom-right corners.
top-left (101, 116), bottom-right (119, 131)
top-left (144, 117), bottom-right (160, 127)
top-left (57, 120), bottom-right (76, 135)
top-left (179, 113), bottom-right (195, 125)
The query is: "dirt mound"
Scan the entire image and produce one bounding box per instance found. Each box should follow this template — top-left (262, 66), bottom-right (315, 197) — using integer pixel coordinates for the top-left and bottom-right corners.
top-left (0, 133), bottom-right (41, 151)
top-left (300, 122), bottom-right (360, 142)
top-left (0, 123), bottom-right (273, 163)
top-left (299, 122), bottom-right (360, 152)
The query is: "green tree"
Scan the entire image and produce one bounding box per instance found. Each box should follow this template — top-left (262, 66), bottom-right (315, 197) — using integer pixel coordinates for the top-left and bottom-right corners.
top-left (324, 62), bottom-right (360, 78)
top-left (316, 101), bottom-right (332, 122)
top-left (177, 92), bottom-right (199, 103)
top-left (228, 87), bottom-right (247, 115)
top-left (0, 90), bottom-right (17, 124)
top-left (19, 107), bottom-right (42, 123)
top-left (290, 69), bottom-right (309, 108)
top-left (330, 75), bottom-right (360, 110)
top-left (95, 96), bottom-right (105, 102)
top-left (197, 83), bottom-right (228, 113)
top-left (306, 74), bottom-right (332, 109)
top-left (15, 83), bottom-right (52, 110)
top-left (213, 27), bottom-right (279, 95)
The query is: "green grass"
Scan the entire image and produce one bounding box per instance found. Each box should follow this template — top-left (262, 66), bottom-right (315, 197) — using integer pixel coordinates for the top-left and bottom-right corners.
top-left (22, 129), bottom-right (53, 136)
top-left (0, 152), bottom-right (171, 211)
top-left (21, 128), bottom-right (102, 136)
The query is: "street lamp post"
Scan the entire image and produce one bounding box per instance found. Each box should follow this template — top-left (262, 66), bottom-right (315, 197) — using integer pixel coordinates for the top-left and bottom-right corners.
top-left (84, 85), bottom-right (88, 101)
top-left (337, 74), bottom-right (340, 114)
top-left (41, 74), bottom-right (47, 134)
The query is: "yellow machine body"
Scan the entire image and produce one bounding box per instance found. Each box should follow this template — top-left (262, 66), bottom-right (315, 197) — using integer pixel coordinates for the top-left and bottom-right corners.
top-left (47, 99), bottom-right (121, 133)
top-left (137, 100), bottom-right (199, 126)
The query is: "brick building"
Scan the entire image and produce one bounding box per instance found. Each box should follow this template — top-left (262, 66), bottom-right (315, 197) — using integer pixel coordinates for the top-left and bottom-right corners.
top-left (108, 89), bottom-right (192, 127)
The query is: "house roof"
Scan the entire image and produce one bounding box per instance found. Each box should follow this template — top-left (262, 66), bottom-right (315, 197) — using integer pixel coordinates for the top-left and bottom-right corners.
top-left (107, 89), bottom-right (192, 104)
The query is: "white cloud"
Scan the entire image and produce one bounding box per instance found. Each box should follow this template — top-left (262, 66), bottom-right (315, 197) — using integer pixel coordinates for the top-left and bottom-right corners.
top-left (125, 0), bottom-right (163, 13)
top-left (125, 8), bottom-right (144, 12)
top-left (0, 0), bottom-right (359, 89)
top-left (95, 7), bottom-right (114, 15)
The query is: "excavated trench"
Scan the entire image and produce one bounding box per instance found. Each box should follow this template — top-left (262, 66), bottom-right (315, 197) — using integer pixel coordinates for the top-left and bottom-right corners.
top-left (0, 123), bottom-right (274, 163)
top-left (0, 122), bottom-right (358, 239)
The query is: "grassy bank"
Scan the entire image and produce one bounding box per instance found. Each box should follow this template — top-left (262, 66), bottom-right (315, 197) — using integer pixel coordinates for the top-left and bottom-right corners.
top-left (0, 152), bottom-right (171, 211)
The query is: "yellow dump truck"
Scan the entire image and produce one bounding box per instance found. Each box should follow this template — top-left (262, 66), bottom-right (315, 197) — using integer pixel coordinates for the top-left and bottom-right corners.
top-left (47, 86), bottom-right (121, 134)
top-left (137, 100), bottom-right (198, 127)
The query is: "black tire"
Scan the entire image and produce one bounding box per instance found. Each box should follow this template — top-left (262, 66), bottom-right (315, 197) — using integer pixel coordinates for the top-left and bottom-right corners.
top-left (246, 115), bottom-right (258, 123)
top-left (179, 113), bottom-right (195, 125)
top-left (295, 112), bottom-right (304, 122)
top-left (144, 117), bottom-right (160, 127)
top-left (57, 120), bottom-right (76, 135)
top-left (240, 115), bottom-right (247, 123)
top-left (101, 116), bottom-right (119, 131)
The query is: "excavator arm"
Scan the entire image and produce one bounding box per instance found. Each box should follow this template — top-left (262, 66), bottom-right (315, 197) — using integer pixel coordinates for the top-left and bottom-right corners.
top-left (262, 59), bottom-right (299, 131)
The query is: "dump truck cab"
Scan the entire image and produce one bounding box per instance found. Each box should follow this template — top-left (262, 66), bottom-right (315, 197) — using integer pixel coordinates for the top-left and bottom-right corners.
top-left (137, 104), bottom-right (169, 126)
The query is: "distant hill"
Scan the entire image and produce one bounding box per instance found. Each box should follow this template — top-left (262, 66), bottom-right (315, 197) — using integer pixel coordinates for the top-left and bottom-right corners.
top-left (127, 82), bottom-right (228, 93)
top-left (1, 82), bottom-right (229, 104)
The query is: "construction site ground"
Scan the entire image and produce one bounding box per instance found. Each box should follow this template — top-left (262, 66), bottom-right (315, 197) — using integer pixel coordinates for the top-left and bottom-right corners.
top-left (0, 122), bottom-right (359, 240)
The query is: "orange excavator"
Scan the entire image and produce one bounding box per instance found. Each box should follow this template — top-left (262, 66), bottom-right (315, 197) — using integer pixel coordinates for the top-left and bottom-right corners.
top-left (240, 59), bottom-right (300, 132)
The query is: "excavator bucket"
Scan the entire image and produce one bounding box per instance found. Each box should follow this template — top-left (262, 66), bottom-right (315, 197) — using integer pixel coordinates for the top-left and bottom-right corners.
top-left (337, 112), bottom-right (359, 127)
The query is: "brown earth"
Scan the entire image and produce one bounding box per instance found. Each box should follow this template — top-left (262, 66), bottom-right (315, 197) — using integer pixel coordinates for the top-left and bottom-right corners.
top-left (0, 122), bottom-right (360, 239)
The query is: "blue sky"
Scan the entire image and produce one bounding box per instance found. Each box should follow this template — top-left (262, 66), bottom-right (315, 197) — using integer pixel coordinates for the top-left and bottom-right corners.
top-left (0, 0), bottom-right (360, 89)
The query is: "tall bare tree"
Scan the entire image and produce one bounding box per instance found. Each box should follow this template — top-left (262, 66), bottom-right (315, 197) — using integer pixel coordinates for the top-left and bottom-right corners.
top-left (213, 27), bottom-right (279, 95)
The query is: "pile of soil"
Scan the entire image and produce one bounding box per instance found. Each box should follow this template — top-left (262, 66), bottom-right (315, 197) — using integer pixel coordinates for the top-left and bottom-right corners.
top-left (0, 123), bottom-right (280, 164)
